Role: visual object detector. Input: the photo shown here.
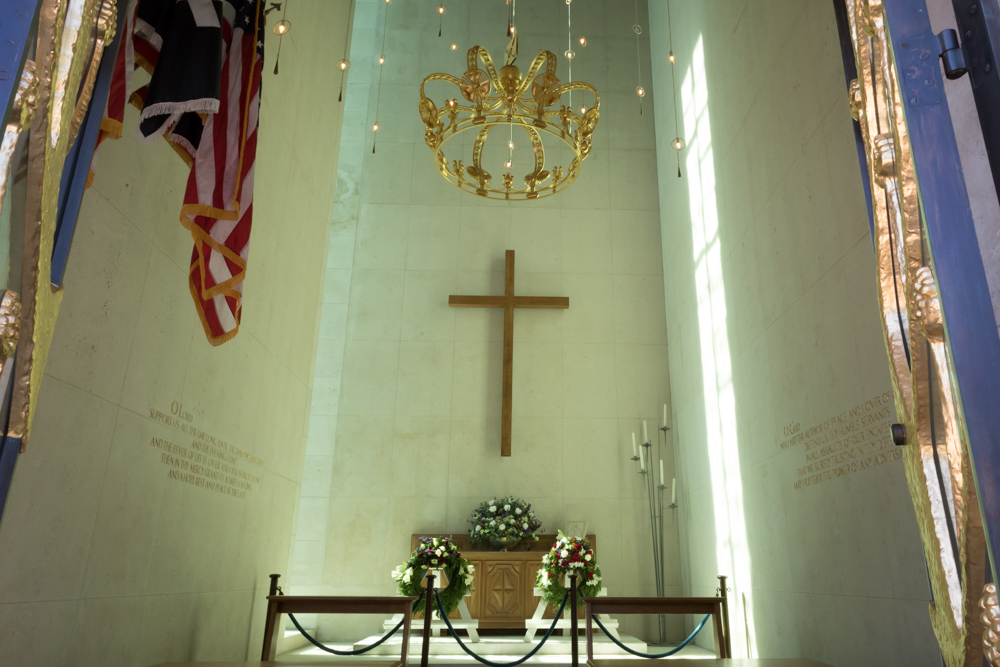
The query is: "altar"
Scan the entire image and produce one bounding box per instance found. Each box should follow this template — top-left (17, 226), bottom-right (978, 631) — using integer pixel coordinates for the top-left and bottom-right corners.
top-left (411, 533), bottom-right (596, 630)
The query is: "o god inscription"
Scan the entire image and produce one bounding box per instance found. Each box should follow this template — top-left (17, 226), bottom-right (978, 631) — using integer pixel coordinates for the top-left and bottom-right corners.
top-left (147, 401), bottom-right (263, 500)
top-left (779, 391), bottom-right (898, 490)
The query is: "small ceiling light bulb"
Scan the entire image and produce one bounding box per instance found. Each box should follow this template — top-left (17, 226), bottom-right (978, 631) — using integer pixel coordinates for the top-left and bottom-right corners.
top-left (508, 140), bottom-right (514, 150)
top-left (505, 160), bottom-right (513, 168)
top-left (579, 36), bottom-right (587, 46)
top-left (437, 4), bottom-right (445, 14)
top-left (580, 105), bottom-right (586, 114)
top-left (273, 19), bottom-right (290, 35)
top-left (510, 26), bottom-right (516, 34)
top-left (669, 51), bottom-right (675, 63)
top-left (636, 85), bottom-right (645, 97)
top-left (672, 137), bottom-right (686, 150)
top-left (447, 98), bottom-right (457, 107)
top-left (565, 49), bottom-right (575, 59)
top-left (337, 59), bottom-right (351, 71)
top-left (633, 24), bottom-right (643, 35)
top-left (379, 55), bottom-right (385, 65)
top-left (451, 43), bottom-right (457, 50)
top-left (373, 122), bottom-right (379, 131)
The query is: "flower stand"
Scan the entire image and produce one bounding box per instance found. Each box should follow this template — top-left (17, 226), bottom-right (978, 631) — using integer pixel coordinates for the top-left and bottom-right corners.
top-left (383, 569), bottom-right (481, 643)
top-left (523, 584), bottom-right (619, 642)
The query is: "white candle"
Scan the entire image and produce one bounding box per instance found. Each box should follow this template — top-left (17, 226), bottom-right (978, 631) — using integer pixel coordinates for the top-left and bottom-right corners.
top-left (643, 420), bottom-right (648, 443)
top-left (671, 478), bottom-right (677, 505)
top-left (659, 460), bottom-right (664, 486)
top-left (631, 433), bottom-right (637, 457)
top-left (663, 403), bottom-right (668, 427)
top-left (639, 447), bottom-right (646, 471)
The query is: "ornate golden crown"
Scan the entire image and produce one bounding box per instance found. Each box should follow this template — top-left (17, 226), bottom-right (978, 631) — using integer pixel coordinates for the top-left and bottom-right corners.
top-left (419, 45), bottom-right (599, 201)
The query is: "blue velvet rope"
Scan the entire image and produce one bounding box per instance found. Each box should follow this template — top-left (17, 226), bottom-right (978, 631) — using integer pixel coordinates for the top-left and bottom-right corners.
top-left (434, 589), bottom-right (568, 667)
top-left (286, 600), bottom-right (418, 656)
top-left (592, 612), bottom-right (711, 658)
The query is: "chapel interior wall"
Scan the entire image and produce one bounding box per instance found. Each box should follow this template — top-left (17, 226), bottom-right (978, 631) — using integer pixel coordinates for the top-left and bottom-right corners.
top-left (298, 0), bottom-right (682, 643)
top-left (648, 2), bottom-right (940, 665)
top-left (0, 2), bottom-right (350, 664)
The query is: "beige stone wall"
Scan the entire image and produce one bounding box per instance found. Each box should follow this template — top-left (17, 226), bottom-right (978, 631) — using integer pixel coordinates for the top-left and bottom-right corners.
top-left (649, 1), bottom-right (939, 664)
top-left (0, 2), bottom-right (349, 664)
top-left (295, 0), bottom-right (681, 643)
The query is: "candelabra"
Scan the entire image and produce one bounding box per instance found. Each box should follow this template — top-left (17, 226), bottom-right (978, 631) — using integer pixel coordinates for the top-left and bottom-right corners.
top-left (628, 415), bottom-right (676, 645)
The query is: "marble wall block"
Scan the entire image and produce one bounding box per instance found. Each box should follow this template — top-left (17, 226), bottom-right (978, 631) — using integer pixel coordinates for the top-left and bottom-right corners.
top-left (297, 0), bottom-right (682, 644)
top-left (649, 1), bottom-right (941, 665)
top-left (0, 2), bottom-right (352, 665)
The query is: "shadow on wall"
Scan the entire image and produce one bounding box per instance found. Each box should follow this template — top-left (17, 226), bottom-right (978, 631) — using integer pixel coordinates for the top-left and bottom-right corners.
top-left (681, 34), bottom-right (757, 658)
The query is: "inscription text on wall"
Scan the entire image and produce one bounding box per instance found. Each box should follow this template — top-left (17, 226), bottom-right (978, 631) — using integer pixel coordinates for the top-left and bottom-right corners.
top-left (147, 401), bottom-right (263, 500)
top-left (778, 391), bottom-right (897, 490)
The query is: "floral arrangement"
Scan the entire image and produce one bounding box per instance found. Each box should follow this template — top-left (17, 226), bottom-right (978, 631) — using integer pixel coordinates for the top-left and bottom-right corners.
top-left (469, 496), bottom-right (542, 545)
top-left (392, 536), bottom-right (474, 614)
top-left (535, 531), bottom-right (602, 606)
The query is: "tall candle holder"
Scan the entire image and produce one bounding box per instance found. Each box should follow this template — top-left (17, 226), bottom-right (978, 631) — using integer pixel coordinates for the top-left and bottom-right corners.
top-left (628, 417), bottom-right (676, 645)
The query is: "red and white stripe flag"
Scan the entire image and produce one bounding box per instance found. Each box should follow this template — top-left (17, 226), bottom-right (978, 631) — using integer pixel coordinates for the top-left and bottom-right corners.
top-left (180, 0), bottom-right (264, 345)
top-left (87, 0), bottom-right (139, 187)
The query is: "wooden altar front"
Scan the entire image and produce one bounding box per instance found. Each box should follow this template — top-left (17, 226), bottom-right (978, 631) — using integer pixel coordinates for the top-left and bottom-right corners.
top-left (412, 533), bottom-right (596, 631)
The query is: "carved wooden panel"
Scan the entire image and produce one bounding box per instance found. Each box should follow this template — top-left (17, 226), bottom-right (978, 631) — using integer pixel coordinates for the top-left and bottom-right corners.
top-left (484, 562), bottom-right (524, 621)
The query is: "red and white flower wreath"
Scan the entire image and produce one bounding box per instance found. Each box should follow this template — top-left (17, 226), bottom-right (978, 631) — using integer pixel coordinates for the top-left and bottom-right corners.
top-left (535, 531), bottom-right (603, 606)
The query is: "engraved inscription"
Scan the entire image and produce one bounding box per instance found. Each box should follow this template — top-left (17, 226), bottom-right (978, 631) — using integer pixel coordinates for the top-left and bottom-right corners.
top-left (778, 391), bottom-right (898, 490)
top-left (148, 402), bottom-right (263, 499)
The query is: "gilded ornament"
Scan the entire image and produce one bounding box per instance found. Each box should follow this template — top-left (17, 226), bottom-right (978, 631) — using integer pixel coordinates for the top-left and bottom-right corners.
top-left (419, 44), bottom-right (599, 201)
top-left (982, 584), bottom-right (1000, 666)
top-left (912, 267), bottom-right (944, 341)
top-left (0, 63), bottom-right (40, 216)
top-left (844, 1), bottom-right (987, 664)
top-left (11, 0), bottom-right (111, 449)
top-left (0, 291), bottom-right (21, 368)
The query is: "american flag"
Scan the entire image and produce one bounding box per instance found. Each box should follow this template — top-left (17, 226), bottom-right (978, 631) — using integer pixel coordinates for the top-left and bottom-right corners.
top-left (180, 0), bottom-right (264, 345)
top-left (87, 0), bottom-right (139, 187)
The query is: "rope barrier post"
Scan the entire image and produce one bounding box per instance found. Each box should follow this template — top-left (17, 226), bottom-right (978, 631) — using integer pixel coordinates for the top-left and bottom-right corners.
top-left (718, 574), bottom-right (732, 658)
top-left (569, 574), bottom-right (578, 667)
top-left (421, 572), bottom-right (436, 667)
top-left (585, 595), bottom-right (594, 666)
top-left (261, 574), bottom-right (283, 661)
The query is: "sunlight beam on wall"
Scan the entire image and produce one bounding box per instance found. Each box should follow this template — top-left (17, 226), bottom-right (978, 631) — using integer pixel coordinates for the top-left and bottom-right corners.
top-left (681, 35), bottom-right (757, 658)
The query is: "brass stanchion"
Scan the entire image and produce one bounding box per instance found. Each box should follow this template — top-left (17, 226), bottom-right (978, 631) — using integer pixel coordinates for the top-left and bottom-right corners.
top-left (421, 573), bottom-right (436, 667)
top-left (570, 574), bottom-right (579, 667)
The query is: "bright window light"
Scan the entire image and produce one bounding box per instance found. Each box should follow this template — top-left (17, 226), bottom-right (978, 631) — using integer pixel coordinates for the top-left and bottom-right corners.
top-left (681, 35), bottom-right (756, 658)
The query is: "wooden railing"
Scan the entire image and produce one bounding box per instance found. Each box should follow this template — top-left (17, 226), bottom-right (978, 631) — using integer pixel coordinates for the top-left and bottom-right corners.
top-left (260, 574), bottom-right (418, 664)
top-left (584, 576), bottom-right (731, 663)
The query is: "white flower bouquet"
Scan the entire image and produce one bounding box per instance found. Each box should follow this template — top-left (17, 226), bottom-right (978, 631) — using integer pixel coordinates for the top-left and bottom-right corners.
top-left (469, 496), bottom-right (542, 546)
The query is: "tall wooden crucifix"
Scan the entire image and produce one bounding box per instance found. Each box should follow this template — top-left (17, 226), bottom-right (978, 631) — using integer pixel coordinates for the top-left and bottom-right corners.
top-left (449, 250), bottom-right (569, 456)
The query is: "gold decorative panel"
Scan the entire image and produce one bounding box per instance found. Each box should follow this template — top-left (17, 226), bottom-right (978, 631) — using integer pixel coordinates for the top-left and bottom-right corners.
top-left (843, 1), bottom-right (986, 665)
top-left (7, 0), bottom-right (114, 447)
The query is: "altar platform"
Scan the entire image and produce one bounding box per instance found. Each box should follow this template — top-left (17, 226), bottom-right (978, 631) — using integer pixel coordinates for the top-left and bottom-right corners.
top-left (277, 633), bottom-right (717, 663)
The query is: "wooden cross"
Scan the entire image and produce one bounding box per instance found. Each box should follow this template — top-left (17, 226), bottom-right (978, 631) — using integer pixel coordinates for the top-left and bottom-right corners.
top-left (449, 250), bottom-right (569, 457)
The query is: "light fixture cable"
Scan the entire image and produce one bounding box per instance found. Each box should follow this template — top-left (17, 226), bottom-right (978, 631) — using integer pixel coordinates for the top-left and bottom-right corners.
top-left (273, 1), bottom-right (289, 75)
top-left (372, 0), bottom-right (389, 154)
top-left (667, 0), bottom-right (682, 177)
top-left (634, 0), bottom-right (644, 114)
top-left (338, 0), bottom-right (356, 101)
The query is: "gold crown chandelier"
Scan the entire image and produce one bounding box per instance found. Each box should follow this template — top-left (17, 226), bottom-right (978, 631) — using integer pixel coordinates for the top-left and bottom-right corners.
top-left (419, 32), bottom-right (600, 201)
